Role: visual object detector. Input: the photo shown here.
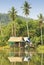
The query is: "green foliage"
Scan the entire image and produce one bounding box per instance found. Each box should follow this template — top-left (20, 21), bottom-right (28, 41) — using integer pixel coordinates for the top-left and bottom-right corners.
top-left (0, 16), bottom-right (44, 46)
top-left (15, 18), bottom-right (27, 36)
top-left (8, 6), bottom-right (17, 21)
top-left (0, 3), bottom-right (44, 65)
top-left (22, 1), bottom-right (31, 16)
top-left (37, 45), bottom-right (44, 53)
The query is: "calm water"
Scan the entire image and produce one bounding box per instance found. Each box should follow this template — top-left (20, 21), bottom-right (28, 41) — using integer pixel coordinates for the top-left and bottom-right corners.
top-left (0, 48), bottom-right (44, 65)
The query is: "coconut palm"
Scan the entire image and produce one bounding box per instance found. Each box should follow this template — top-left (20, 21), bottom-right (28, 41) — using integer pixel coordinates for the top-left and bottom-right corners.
top-left (8, 6), bottom-right (17, 21)
top-left (22, 1), bottom-right (31, 37)
top-left (38, 13), bottom-right (43, 45)
top-left (8, 6), bottom-right (17, 36)
top-left (38, 14), bottom-right (43, 26)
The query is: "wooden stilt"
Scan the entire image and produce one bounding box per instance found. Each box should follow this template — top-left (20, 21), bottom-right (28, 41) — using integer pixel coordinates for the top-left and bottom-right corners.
top-left (19, 42), bottom-right (20, 56)
top-left (28, 61), bottom-right (29, 65)
top-left (14, 62), bottom-right (15, 65)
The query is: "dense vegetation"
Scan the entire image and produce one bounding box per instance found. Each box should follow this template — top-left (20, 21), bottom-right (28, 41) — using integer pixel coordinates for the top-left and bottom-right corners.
top-left (0, 15), bottom-right (44, 46)
top-left (0, 1), bottom-right (44, 65)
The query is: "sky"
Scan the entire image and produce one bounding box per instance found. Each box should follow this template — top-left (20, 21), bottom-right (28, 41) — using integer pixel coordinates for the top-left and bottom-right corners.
top-left (0, 0), bottom-right (44, 19)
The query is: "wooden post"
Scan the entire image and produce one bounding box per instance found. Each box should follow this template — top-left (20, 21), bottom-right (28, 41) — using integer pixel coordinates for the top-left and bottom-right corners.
top-left (28, 61), bottom-right (29, 65)
top-left (11, 62), bottom-right (13, 65)
top-left (11, 62), bottom-right (16, 65)
top-left (19, 42), bottom-right (20, 56)
top-left (14, 62), bottom-right (16, 65)
top-left (12, 62), bottom-right (16, 65)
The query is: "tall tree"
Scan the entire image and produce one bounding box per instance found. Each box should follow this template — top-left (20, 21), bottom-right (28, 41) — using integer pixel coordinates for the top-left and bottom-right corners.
top-left (8, 6), bottom-right (17, 36)
top-left (38, 13), bottom-right (43, 45)
top-left (9, 6), bottom-right (17, 21)
top-left (38, 13), bottom-right (43, 26)
top-left (22, 1), bottom-right (31, 37)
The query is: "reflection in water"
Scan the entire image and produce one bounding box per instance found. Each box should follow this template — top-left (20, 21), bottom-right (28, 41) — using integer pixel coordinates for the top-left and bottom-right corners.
top-left (41, 53), bottom-right (43, 65)
top-left (8, 43), bottom-right (44, 65)
top-left (23, 56), bottom-right (31, 61)
top-left (0, 50), bottom-right (44, 65)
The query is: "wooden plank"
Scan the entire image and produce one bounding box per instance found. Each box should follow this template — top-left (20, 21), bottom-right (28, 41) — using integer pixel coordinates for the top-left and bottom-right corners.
top-left (8, 57), bottom-right (22, 62)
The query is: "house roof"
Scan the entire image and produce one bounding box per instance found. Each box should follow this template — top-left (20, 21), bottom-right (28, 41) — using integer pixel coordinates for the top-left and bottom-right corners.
top-left (8, 37), bottom-right (23, 42)
top-left (8, 37), bottom-right (30, 42)
top-left (8, 57), bottom-right (22, 62)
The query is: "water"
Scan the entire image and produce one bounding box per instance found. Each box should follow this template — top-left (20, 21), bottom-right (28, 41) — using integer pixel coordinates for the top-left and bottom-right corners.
top-left (0, 48), bottom-right (44, 65)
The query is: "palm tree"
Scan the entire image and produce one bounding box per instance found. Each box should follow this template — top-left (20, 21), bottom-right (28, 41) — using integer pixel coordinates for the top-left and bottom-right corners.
top-left (8, 7), bottom-right (17, 65)
top-left (8, 6), bottom-right (17, 36)
top-left (22, 1), bottom-right (31, 37)
top-left (38, 14), bottom-right (43, 26)
top-left (38, 14), bottom-right (44, 65)
top-left (9, 6), bottom-right (17, 21)
top-left (38, 13), bottom-right (43, 45)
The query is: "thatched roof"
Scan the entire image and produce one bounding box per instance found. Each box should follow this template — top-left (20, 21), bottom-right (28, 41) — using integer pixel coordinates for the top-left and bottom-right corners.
top-left (8, 57), bottom-right (22, 62)
top-left (8, 37), bottom-right (29, 42)
top-left (8, 37), bottom-right (23, 42)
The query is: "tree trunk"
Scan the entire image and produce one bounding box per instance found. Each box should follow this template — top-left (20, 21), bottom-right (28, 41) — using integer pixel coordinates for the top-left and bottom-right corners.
top-left (12, 23), bottom-right (16, 36)
top-left (41, 53), bottom-right (43, 65)
top-left (26, 15), bottom-right (29, 37)
top-left (41, 27), bottom-right (43, 45)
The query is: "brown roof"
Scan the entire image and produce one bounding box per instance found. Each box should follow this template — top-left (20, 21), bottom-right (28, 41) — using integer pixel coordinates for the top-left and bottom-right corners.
top-left (8, 37), bottom-right (28, 42)
top-left (8, 37), bottom-right (23, 42)
top-left (8, 57), bottom-right (22, 62)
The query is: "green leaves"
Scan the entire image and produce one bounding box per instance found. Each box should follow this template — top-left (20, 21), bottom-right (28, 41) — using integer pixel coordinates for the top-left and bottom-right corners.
top-left (22, 1), bottom-right (31, 16)
top-left (8, 6), bottom-right (17, 21)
